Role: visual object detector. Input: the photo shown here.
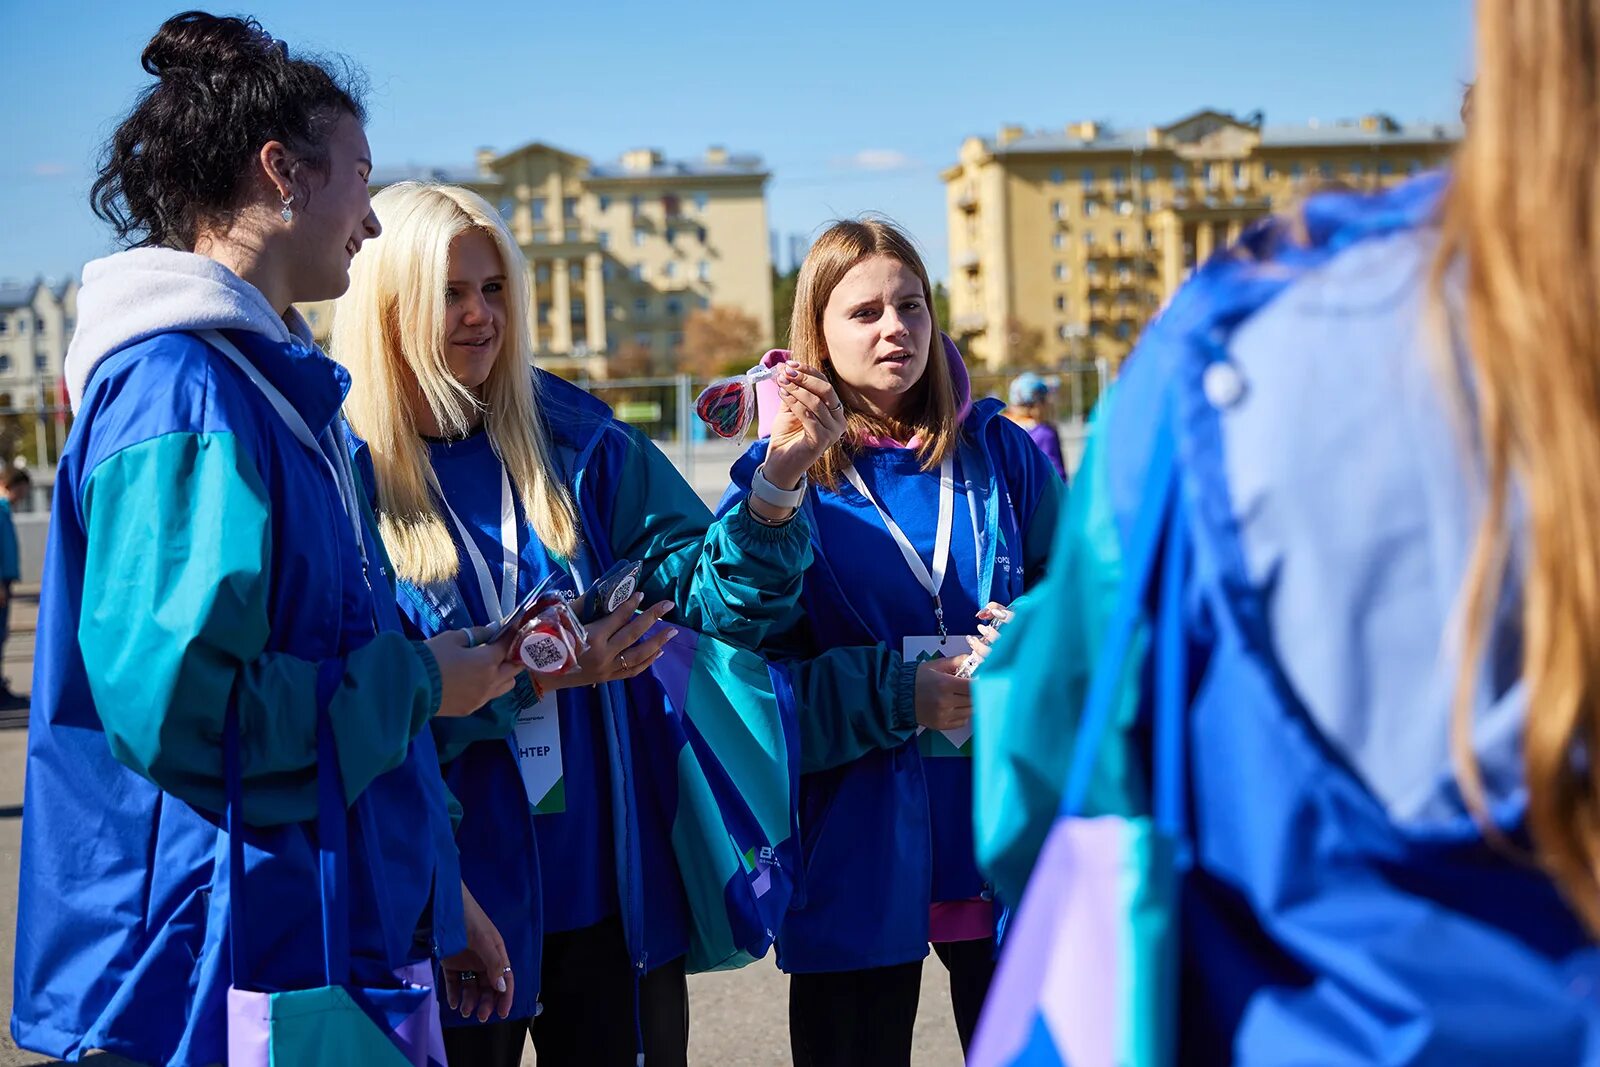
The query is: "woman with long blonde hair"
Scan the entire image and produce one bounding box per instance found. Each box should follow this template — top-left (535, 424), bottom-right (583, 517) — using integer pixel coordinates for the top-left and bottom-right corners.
top-left (334, 181), bottom-right (843, 1067)
top-left (972, 2), bottom-right (1600, 1062)
top-left (719, 218), bottom-right (1065, 1064)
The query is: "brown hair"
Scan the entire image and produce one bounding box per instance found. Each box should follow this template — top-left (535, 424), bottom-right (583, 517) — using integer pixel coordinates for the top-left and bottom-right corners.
top-left (1439, 0), bottom-right (1600, 932)
top-left (0, 468), bottom-right (31, 491)
top-left (789, 219), bottom-right (959, 491)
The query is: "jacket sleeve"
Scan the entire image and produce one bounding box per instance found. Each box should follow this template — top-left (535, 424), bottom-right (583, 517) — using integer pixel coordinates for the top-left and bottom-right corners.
top-left (0, 509), bottom-right (18, 584)
top-left (604, 422), bottom-right (812, 652)
top-left (79, 431), bottom-right (443, 826)
top-left (973, 399), bottom-right (1142, 907)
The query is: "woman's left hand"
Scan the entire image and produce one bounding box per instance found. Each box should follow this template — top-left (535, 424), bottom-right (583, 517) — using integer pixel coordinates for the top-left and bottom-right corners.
top-left (962, 602), bottom-right (1014, 676)
top-left (764, 364), bottom-right (848, 490)
top-left (442, 881), bottom-right (515, 1022)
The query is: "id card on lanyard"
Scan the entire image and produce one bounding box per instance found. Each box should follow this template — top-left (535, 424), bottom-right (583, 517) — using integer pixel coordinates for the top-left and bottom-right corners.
top-left (844, 453), bottom-right (980, 758)
top-left (432, 453), bottom-right (567, 813)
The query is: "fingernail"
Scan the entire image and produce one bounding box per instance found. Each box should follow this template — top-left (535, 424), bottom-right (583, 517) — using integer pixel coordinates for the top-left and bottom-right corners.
top-left (496, 977), bottom-right (507, 993)
top-left (783, 365), bottom-right (801, 379)
top-left (662, 630), bottom-right (678, 641)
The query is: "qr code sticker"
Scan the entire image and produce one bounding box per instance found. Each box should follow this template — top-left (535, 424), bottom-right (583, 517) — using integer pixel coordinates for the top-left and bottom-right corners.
top-left (524, 634), bottom-right (565, 671)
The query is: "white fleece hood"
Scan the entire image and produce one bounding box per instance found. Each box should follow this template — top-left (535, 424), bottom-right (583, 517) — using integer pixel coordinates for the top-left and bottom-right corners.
top-left (64, 247), bottom-right (314, 412)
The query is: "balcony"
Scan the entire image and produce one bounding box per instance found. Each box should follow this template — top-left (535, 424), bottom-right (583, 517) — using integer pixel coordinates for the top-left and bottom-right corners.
top-left (957, 250), bottom-right (981, 272)
top-left (956, 189), bottom-right (977, 211)
top-left (951, 312), bottom-right (987, 332)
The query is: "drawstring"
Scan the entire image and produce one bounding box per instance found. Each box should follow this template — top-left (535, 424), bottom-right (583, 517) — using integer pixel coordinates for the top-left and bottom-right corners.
top-left (633, 954), bottom-right (647, 1066)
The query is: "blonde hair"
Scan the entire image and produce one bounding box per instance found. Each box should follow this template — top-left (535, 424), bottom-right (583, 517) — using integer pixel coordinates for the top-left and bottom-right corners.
top-left (333, 181), bottom-right (579, 585)
top-left (790, 218), bottom-right (959, 491)
top-left (1440, 0), bottom-right (1600, 932)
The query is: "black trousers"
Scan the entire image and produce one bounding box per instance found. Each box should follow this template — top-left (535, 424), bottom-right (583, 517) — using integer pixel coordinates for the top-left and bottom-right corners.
top-left (788, 938), bottom-right (996, 1067)
top-left (441, 915), bottom-right (688, 1067)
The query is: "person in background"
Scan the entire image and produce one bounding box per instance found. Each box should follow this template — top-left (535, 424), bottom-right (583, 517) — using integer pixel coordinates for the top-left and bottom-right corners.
top-left (974, 0), bottom-right (1600, 1061)
top-left (0, 466), bottom-right (31, 709)
top-left (1004, 372), bottom-right (1067, 481)
top-left (721, 218), bottom-right (1064, 1066)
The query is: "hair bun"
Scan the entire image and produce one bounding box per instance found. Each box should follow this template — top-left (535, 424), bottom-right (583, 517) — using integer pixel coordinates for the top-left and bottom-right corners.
top-left (141, 10), bottom-right (280, 79)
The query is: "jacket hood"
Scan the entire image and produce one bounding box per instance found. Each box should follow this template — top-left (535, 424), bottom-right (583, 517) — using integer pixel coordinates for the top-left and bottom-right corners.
top-left (754, 333), bottom-right (973, 444)
top-left (64, 247), bottom-right (314, 412)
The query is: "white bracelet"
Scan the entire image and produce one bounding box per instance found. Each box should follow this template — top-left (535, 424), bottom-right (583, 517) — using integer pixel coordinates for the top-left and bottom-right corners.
top-left (752, 463), bottom-right (806, 509)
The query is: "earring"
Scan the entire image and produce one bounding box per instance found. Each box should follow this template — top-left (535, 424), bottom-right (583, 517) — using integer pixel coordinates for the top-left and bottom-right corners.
top-left (280, 192), bottom-right (295, 223)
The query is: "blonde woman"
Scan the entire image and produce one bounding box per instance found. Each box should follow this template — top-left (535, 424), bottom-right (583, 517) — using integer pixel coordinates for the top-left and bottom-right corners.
top-left (973, 0), bottom-right (1600, 1062)
top-left (333, 181), bottom-right (843, 1067)
top-left (718, 219), bottom-right (1065, 1064)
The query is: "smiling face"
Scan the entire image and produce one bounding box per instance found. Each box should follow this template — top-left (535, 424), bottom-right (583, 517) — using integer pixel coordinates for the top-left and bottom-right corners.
top-left (441, 228), bottom-right (508, 393)
top-left (819, 253), bottom-right (933, 419)
top-left (287, 111), bottom-right (379, 303)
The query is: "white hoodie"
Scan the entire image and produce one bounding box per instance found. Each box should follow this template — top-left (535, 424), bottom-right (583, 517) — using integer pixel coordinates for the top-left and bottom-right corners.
top-left (64, 247), bottom-right (315, 413)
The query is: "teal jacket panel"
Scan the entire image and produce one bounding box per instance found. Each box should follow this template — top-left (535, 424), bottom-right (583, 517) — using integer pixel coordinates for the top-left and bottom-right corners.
top-left (80, 430), bottom-right (440, 825)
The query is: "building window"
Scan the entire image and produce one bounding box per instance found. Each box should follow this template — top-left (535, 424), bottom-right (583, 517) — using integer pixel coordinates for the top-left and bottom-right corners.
top-left (1082, 201), bottom-right (1096, 218)
top-left (666, 226), bottom-right (677, 244)
top-left (606, 299), bottom-right (619, 319)
top-left (537, 303), bottom-right (550, 324)
top-left (1111, 167), bottom-right (1127, 189)
top-left (1086, 260), bottom-right (1101, 278)
top-left (1172, 163), bottom-right (1188, 184)
top-left (1053, 262), bottom-right (1068, 281)
top-left (1050, 167), bottom-right (1064, 184)
top-left (1116, 322), bottom-right (1131, 340)
top-left (1350, 162), bottom-right (1367, 177)
top-left (698, 260), bottom-right (710, 281)
top-left (697, 226), bottom-right (707, 243)
top-left (17, 319), bottom-right (27, 334)
top-left (564, 197), bottom-right (578, 220)
top-left (532, 200), bottom-right (546, 222)
top-left (1054, 294), bottom-right (1067, 312)
top-left (1089, 323), bottom-right (1103, 338)
top-left (630, 264), bottom-right (645, 281)
top-left (693, 192), bottom-right (709, 212)
top-left (634, 297), bottom-right (649, 315)
top-left (1052, 232), bottom-right (1066, 250)
top-left (666, 298), bottom-right (683, 317)
top-left (1378, 161), bottom-right (1395, 177)
top-left (1232, 161), bottom-right (1244, 184)
top-left (663, 261), bottom-right (677, 281)
top-left (498, 197), bottom-right (516, 222)
top-left (570, 263), bottom-right (582, 282)
top-left (662, 194), bottom-right (681, 217)
top-left (1052, 200), bottom-right (1065, 219)
top-left (571, 300), bottom-right (584, 321)
top-left (1057, 324), bottom-right (1072, 340)
top-left (1145, 228), bottom-right (1156, 248)
top-left (1080, 167), bottom-right (1095, 189)
top-left (1206, 163), bottom-right (1221, 189)
top-left (536, 265), bottom-right (550, 283)
top-left (1141, 164), bottom-right (1156, 183)
top-left (1083, 231), bottom-right (1096, 247)
top-left (633, 229), bottom-right (646, 247)
top-left (1117, 200), bottom-right (1134, 216)
top-left (630, 195), bottom-right (643, 214)
top-left (599, 232), bottom-right (610, 250)
top-left (669, 331), bottom-right (685, 350)
top-left (603, 263), bottom-right (616, 282)
top-left (1408, 159), bottom-right (1423, 175)
top-left (1115, 230), bottom-right (1126, 249)
top-left (1263, 162), bottom-right (1277, 180)
top-left (1291, 161), bottom-right (1305, 179)
top-left (0, 321), bottom-right (6, 334)
top-left (599, 195), bottom-right (612, 212)
top-left (1141, 198), bottom-right (1153, 213)
top-left (634, 332), bottom-right (652, 349)
top-left (1319, 162), bottom-right (1335, 179)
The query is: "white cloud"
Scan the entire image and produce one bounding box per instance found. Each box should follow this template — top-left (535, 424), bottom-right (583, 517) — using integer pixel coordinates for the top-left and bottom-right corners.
top-left (30, 162), bottom-right (68, 177)
top-left (832, 149), bottom-right (917, 172)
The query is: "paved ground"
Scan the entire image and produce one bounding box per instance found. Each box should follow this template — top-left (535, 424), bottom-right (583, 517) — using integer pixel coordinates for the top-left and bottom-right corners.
top-left (0, 591), bottom-right (965, 1065)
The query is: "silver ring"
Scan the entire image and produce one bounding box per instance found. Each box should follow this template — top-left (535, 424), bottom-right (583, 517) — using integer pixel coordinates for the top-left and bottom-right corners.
top-left (501, 966), bottom-right (514, 975)
top-left (827, 402), bottom-right (843, 413)
top-left (458, 970), bottom-right (479, 981)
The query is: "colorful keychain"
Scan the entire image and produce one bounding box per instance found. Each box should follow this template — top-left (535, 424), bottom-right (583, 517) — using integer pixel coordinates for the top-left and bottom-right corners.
top-left (694, 365), bottom-right (780, 439)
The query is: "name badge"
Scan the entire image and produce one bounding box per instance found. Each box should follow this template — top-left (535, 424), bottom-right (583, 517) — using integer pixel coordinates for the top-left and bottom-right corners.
top-left (903, 635), bottom-right (973, 757)
top-left (512, 692), bottom-right (565, 813)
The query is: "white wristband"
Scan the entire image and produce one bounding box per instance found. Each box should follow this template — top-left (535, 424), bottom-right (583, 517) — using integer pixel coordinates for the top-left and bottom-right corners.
top-left (752, 463), bottom-right (806, 509)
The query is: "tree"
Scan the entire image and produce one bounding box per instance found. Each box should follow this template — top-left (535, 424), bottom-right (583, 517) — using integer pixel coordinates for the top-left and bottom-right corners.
top-left (680, 305), bottom-right (765, 380)
top-left (771, 266), bottom-right (800, 348)
top-left (932, 281), bottom-right (951, 331)
top-left (1003, 316), bottom-right (1047, 369)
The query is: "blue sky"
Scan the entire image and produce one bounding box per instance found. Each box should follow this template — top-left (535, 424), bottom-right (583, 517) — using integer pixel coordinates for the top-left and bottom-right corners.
top-left (0, 0), bottom-right (1473, 284)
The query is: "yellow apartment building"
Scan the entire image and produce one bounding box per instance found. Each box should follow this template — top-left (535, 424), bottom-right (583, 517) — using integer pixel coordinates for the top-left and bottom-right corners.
top-left (941, 109), bottom-right (1459, 368)
top-left (303, 143), bottom-right (773, 376)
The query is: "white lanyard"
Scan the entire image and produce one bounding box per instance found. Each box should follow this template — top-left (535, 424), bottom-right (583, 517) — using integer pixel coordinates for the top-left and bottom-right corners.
top-left (200, 330), bottom-right (368, 570)
top-left (431, 455), bottom-right (519, 623)
top-left (844, 453), bottom-right (956, 639)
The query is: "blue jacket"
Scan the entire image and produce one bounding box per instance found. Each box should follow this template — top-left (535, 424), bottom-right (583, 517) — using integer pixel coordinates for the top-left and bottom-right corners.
top-left (351, 371), bottom-right (812, 1020)
top-left (12, 324), bottom-right (463, 1066)
top-left (0, 498), bottom-right (18, 584)
top-left (977, 174), bottom-right (1600, 1063)
top-left (721, 364), bottom-right (1063, 973)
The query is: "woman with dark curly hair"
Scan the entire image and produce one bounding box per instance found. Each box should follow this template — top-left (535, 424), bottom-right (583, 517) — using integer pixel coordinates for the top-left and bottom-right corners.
top-left (10, 11), bottom-right (518, 1065)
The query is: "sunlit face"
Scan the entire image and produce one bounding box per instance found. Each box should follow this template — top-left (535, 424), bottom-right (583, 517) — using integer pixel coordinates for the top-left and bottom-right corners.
top-left (289, 111), bottom-right (379, 302)
top-left (442, 228), bottom-right (508, 392)
top-left (820, 254), bottom-right (933, 418)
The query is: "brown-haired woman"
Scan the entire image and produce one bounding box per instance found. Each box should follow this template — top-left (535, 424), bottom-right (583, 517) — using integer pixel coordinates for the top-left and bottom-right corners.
top-left (719, 218), bottom-right (1065, 1065)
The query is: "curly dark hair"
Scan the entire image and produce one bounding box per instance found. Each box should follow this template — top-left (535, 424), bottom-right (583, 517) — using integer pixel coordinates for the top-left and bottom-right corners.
top-left (90, 11), bottom-right (367, 250)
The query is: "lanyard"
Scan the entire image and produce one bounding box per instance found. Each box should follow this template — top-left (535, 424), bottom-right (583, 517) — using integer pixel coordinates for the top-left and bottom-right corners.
top-left (844, 452), bottom-right (956, 640)
top-left (200, 330), bottom-right (369, 577)
top-left (432, 455), bottom-right (519, 623)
